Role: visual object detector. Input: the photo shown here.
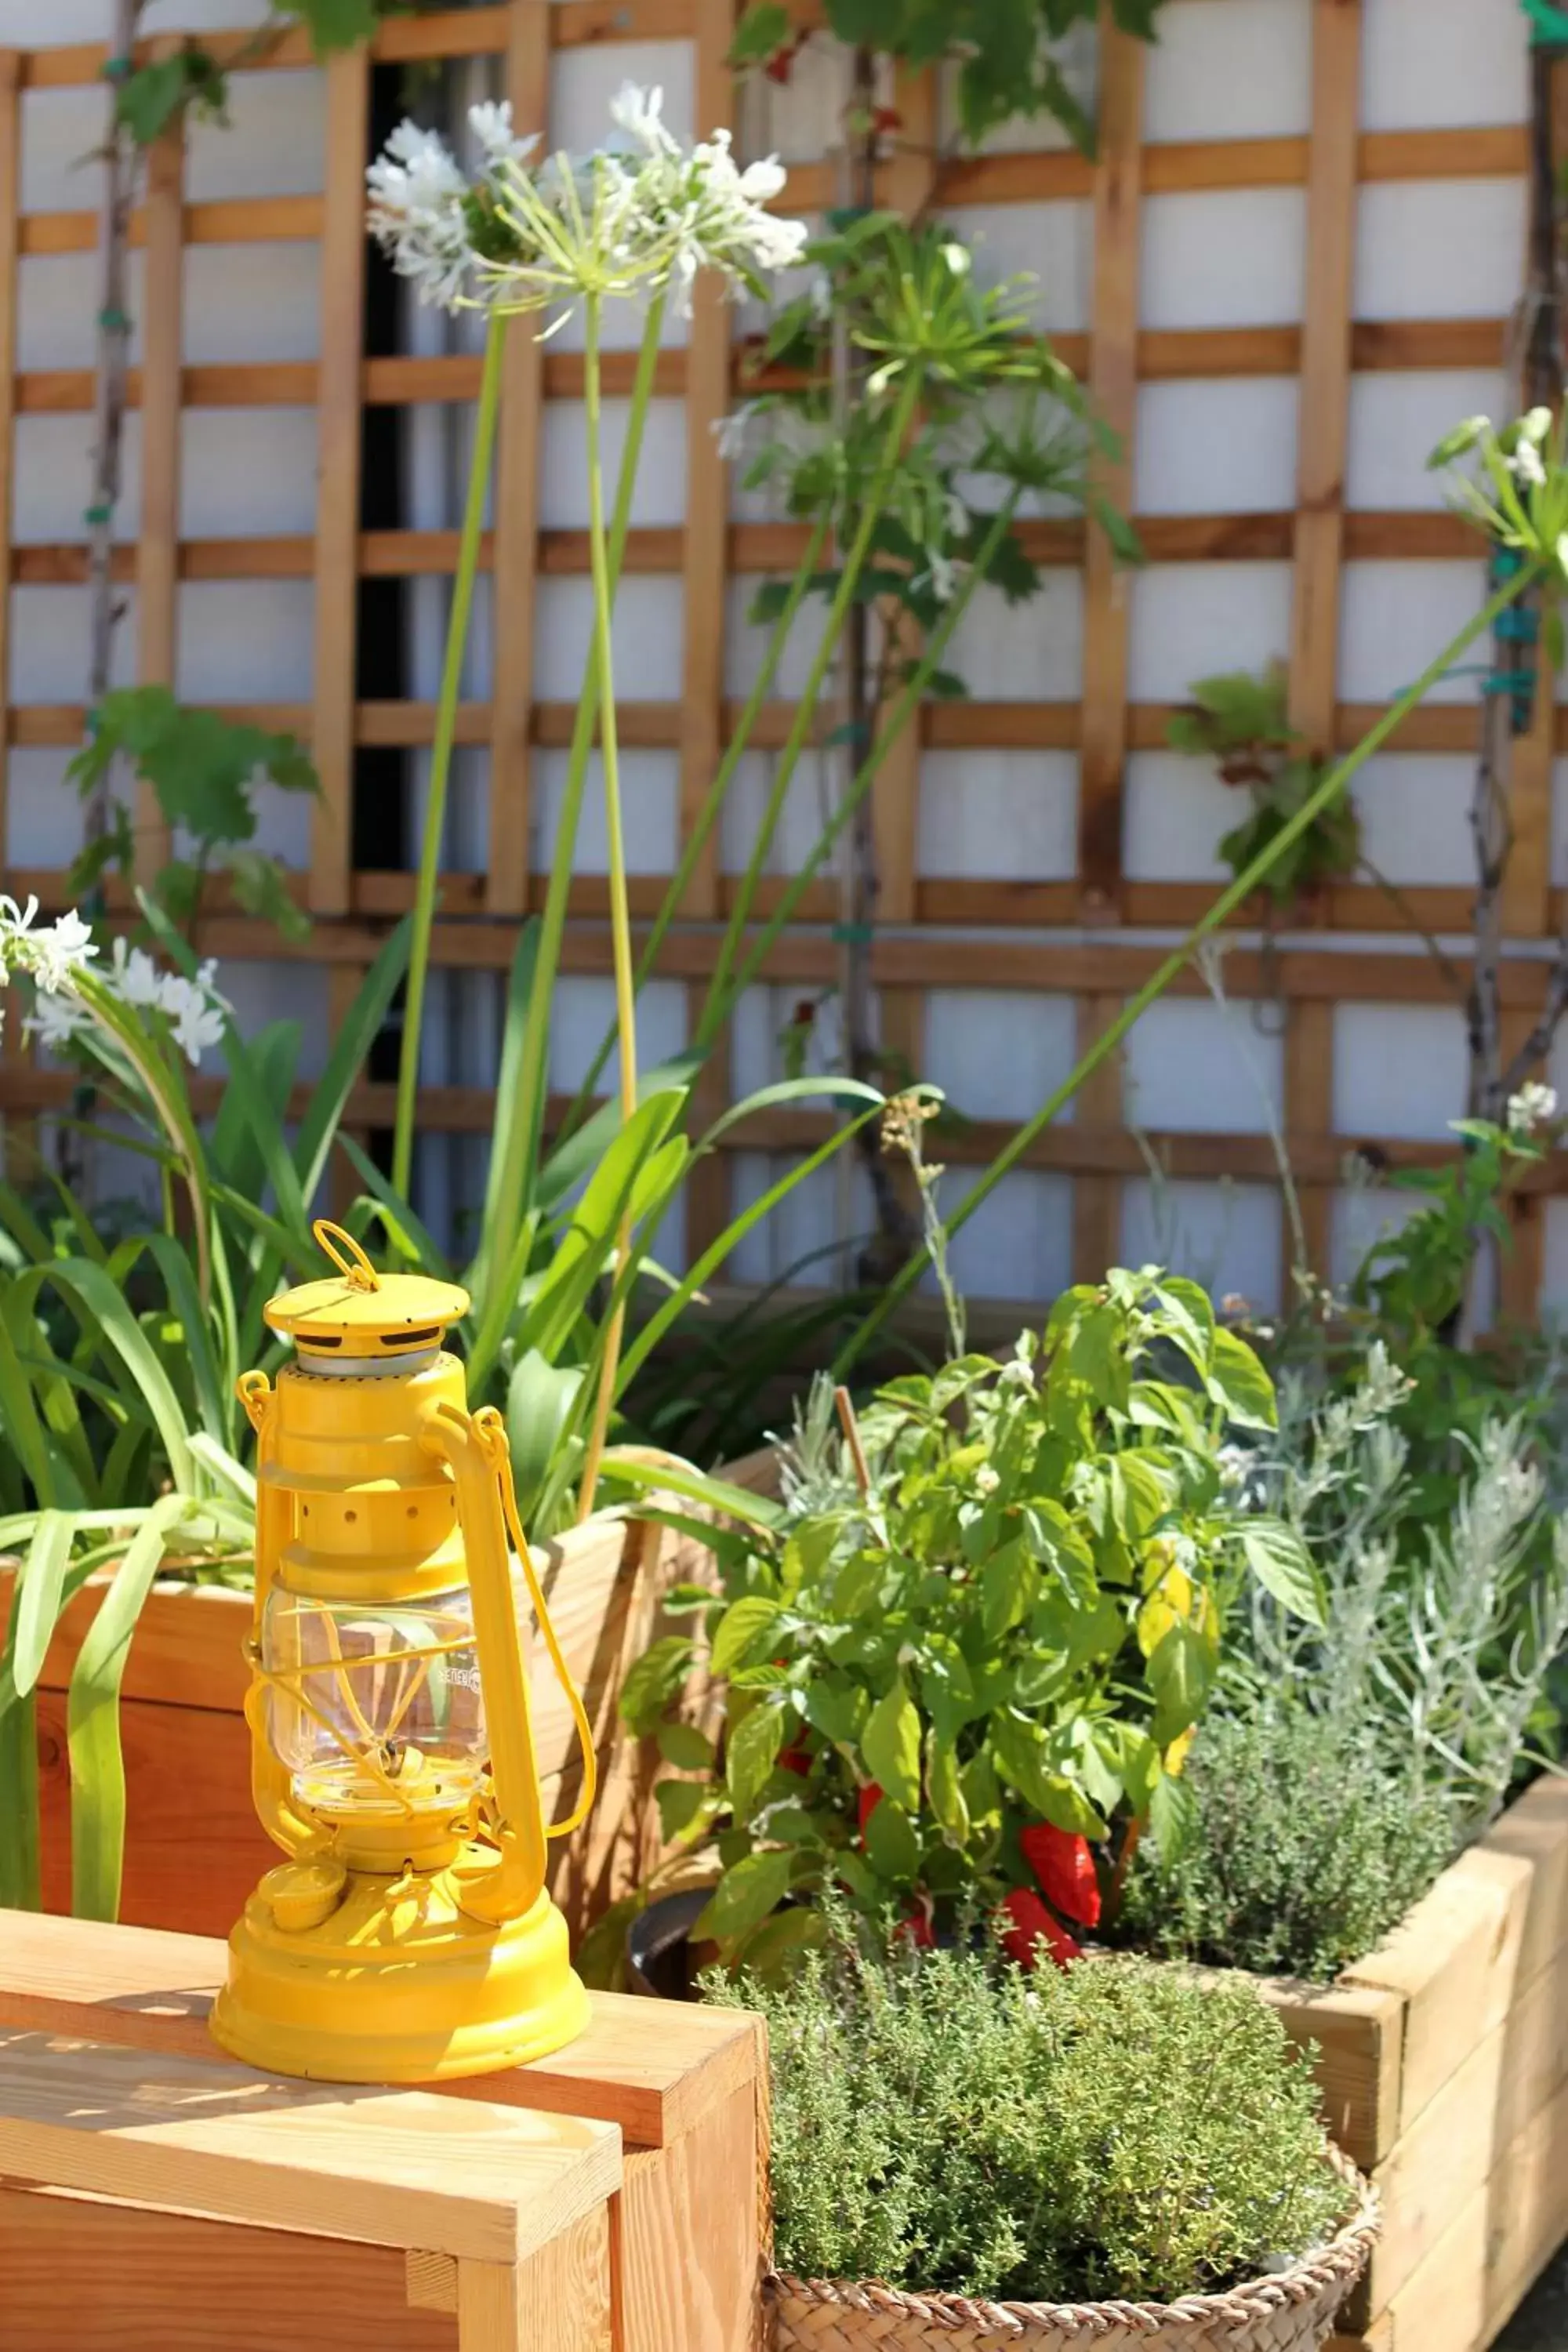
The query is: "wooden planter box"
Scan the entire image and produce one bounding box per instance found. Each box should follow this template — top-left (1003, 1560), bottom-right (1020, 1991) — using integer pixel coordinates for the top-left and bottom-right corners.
top-left (1261, 1773), bottom-right (1568, 2352)
top-left (1, 1449), bottom-right (774, 1947)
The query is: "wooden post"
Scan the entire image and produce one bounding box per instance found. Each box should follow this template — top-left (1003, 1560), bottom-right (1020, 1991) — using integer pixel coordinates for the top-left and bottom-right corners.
top-left (136, 122), bottom-right (183, 886)
top-left (1283, 0), bottom-right (1361, 1301)
top-left (681, 0), bottom-right (739, 1261)
top-left (310, 47), bottom-right (370, 918)
top-left (1073, 16), bottom-right (1144, 1284)
top-left (0, 53), bottom-right (24, 1178)
top-left (485, 0), bottom-right (550, 917)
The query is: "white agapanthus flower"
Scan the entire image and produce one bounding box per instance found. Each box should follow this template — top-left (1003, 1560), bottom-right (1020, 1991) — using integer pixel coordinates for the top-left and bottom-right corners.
top-left (0, 894), bottom-right (97, 1000)
top-left (1507, 1080), bottom-right (1559, 1136)
top-left (368, 85), bottom-right (807, 328)
top-left (22, 929), bottom-right (230, 1071)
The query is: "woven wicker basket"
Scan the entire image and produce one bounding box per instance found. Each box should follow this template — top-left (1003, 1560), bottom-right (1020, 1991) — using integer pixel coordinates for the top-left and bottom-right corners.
top-left (766, 2151), bottom-right (1378, 2351)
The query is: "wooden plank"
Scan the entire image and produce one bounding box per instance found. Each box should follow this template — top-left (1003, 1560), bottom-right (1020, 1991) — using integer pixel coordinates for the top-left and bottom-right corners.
top-left (677, 0), bottom-right (736, 926)
top-left (1343, 1854), bottom-right (1531, 2143)
top-left (1071, 993), bottom-right (1125, 1286)
top-left (1076, 18), bottom-right (1144, 919)
top-left (1283, 0), bottom-right (1360, 1304)
top-left (9, 322), bottom-right (1512, 420)
top-left (0, 49), bottom-right (26, 1185)
top-left (0, 1907), bottom-right (763, 2157)
top-left (0, 2184), bottom-right (456, 2351)
top-left (1260, 1981), bottom-right (1406, 2176)
top-left (0, 2030), bottom-right (621, 2263)
top-left (485, 0), bottom-right (550, 917)
top-left (1373, 2067), bottom-right (1568, 2352)
top-left (134, 123), bottom-right (183, 884)
top-left (309, 48), bottom-right (370, 916)
top-left (1361, 1935), bottom-right (1568, 2320)
top-left (457, 2209), bottom-right (612, 2352)
top-left (619, 2076), bottom-right (768, 2352)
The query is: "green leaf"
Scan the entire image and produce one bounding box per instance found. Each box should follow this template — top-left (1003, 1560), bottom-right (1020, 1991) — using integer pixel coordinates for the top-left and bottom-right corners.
top-left (505, 1351), bottom-right (586, 1527)
top-left (728, 0), bottom-right (793, 65)
top-left (657, 1720), bottom-right (716, 1770)
top-left (11, 1512), bottom-right (75, 1698)
top-left (691, 1846), bottom-right (793, 1943)
top-left (1149, 1769), bottom-right (1198, 1865)
top-left (618, 1635), bottom-right (695, 1735)
top-left (728, 1702), bottom-right (787, 1819)
top-left (595, 1454), bottom-right (782, 1533)
top-left (927, 1732), bottom-right (969, 1842)
top-left (861, 1681), bottom-right (921, 1812)
top-left (804, 1679), bottom-right (869, 1751)
top-left (711, 1595), bottom-right (785, 1679)
top-left (1205, 1327), bottom-right (1278, 1431)
top-left (1241, 1518), bottom-right (1326, 1626)
top-left (287, 0), bottom-right (385, 53)
top-left (864, 1796), bottom-right (921, 1881)
top-left (981, 1537), bottom-right (1036, 1639)
top-left (1148, 1621), bottom-right (1214, 1748)
top-left (655, 1779), bottom-right (717, 1842)
top-left (67, 1494), bottom-right (190, 1919)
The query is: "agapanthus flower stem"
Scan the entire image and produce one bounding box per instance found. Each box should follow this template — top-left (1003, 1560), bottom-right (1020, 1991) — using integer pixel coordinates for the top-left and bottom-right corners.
top-left (392, 310), bottom-right (508, 1203)
top-left (833, 554), bottom-right (1548, 1377)
top-left (576, 291), bottom-right (640, 1523)
top-left (497, 292), bottom-right (667, 1236)
top-left (698, 365), bottom-right (926, 1047)
top-left (557, 508), bottom-right (834, 1142)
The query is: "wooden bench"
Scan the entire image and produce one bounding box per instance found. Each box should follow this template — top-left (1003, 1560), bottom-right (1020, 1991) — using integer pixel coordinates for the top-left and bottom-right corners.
top-left (0, 1911), bottom-right (768, 2352)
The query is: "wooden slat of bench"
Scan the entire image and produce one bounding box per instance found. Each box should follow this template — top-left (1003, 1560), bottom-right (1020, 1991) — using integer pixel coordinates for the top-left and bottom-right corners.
top-left (0, 1911), bottom-right (760, 2148)
top-left (0, 2028), bottom-right (619, 2263)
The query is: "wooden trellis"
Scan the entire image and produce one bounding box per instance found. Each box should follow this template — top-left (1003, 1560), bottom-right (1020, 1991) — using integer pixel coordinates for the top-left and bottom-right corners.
top-left (0, 0), bottom-right (1562, 1317)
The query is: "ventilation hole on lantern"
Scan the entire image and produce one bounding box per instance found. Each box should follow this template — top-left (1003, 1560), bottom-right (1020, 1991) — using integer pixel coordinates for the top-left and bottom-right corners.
top-left (345, 1509), bottom-right (358, 1524)
top-left (407, 1505), bottom-right (419, 1520)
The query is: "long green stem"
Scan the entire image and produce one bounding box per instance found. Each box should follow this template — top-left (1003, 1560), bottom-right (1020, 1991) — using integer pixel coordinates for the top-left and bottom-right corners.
top-left (558, 511), bottom-right (834, 1139)
top-left (833, 559), bottom-right (1545, 1377)
top-left (717, 493), bottom-right (1024, 1032)
top-left (504, 292), bottom-right (667, 1222)
top-left (698, 369), bottom-right (926, 1047)
top-left (465, 293), bottom-right (666, 1392)
top-left (575, 293), bottom-right (639, 1523)
top-left (393, 311), bottom-right (507, 1201)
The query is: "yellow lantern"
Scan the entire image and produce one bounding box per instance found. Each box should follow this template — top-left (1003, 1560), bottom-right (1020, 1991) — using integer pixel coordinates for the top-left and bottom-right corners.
top-left (210, 1221), bottom-right (594, 2082)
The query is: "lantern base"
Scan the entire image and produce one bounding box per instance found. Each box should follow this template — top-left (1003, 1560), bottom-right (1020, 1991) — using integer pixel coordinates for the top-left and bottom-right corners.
top-left (210, 1851), bottom-right (589, 2083)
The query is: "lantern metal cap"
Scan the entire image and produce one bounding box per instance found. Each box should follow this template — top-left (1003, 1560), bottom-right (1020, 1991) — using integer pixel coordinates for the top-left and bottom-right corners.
top-left (266, 1221), bottom-right (470, 1363)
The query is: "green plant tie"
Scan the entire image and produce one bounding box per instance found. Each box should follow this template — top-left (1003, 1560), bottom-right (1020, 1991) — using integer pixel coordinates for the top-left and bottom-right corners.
top-left (98, 307), bottom-right (131, 332)
top-left (1523, 0), bottom-right (1568, 44)
top-left (103, 51), bottom-right (134, 78)
top-left (831, 922), bottom-right (875, 945)
top-left (82, 501), bottom-right (112, 525)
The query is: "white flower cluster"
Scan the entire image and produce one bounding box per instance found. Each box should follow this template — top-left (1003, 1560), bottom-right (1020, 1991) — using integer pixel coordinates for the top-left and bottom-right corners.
top-left (366, 101), bottom-right (537, 311)
top-left (27, 935), bottom-right (229, 1069)
top-left (1507, 1080), bottom-right (1559, 1137)
top-left (0, 894), bottom-right (96, 996)
top-left (366, 85), bottom-right (807, 324)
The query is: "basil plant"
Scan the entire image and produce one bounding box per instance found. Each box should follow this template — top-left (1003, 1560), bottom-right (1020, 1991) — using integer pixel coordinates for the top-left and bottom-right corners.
top-left (625, 1269), bottom-right (1323, 1976)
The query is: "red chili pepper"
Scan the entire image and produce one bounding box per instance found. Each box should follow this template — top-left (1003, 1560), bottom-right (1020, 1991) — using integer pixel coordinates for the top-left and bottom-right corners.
top-left (779, 1741), bottom-right (811, 1778)
top-left (858, 1783), bottom-right (884, 1842)
top-left (898, 1911), bottom-right (935, 1951)
top-left (997, 1888), bottom-right (1080, 1971)
top-left (1019, 1823), bottom-right (1102, 1929)
top-left (870, 104), bottom-right (903, 135)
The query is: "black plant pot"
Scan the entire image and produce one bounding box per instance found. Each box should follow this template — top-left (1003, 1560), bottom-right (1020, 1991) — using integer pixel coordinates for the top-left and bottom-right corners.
top-left (626, 1889), bottom-right (711, 2000)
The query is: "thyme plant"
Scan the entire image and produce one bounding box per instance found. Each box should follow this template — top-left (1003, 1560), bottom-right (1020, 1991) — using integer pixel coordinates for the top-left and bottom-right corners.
top-left (709, 1926), bottom-right (1351, 2303)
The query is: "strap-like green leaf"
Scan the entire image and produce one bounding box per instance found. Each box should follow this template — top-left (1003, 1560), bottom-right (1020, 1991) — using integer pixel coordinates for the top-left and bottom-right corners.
top-left (67, 1494), bottom-right (192, 1920)
top-left (11, 1510), bottom-right (74, 1697)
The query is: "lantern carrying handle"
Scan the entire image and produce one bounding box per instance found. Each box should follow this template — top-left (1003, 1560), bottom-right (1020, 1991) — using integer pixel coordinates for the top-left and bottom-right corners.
top-left (311, 1218), bottom-right (382, 1291)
